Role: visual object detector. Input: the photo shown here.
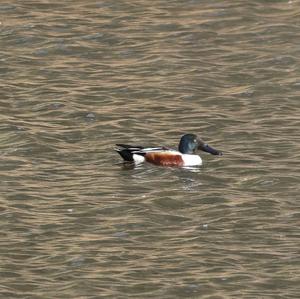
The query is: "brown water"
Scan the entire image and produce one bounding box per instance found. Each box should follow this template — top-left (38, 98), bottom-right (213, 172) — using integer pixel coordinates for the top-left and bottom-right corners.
top-left (1, 1), bottom-right (300, 298)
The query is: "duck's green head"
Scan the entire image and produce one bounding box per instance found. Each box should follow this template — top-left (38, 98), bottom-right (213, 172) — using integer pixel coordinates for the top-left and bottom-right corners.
top-left (178, 134), bottom-right (222, 155)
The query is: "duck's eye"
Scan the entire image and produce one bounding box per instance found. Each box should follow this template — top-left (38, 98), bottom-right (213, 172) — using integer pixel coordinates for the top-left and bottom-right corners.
top-left (193, 139), bottom-right (197, 143)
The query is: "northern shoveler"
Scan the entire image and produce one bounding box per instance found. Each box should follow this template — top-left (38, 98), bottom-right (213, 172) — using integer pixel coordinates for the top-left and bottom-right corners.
top-left (115, 134), bottom-right (222, 167)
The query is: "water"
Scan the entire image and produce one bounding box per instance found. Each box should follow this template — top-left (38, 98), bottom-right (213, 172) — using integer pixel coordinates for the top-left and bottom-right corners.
top-left (1, 1), bottom-right (300, 298)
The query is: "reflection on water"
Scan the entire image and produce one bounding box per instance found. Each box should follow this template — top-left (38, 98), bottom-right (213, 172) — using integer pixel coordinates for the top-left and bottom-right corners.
top-left (1, 0), bottom-right (300, 298)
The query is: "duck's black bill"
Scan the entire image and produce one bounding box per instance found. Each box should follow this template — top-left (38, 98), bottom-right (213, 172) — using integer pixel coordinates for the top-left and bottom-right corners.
top-left (199, 144), bottom-right (223, 156)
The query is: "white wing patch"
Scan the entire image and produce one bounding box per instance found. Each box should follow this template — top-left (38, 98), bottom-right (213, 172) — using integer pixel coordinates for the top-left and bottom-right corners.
top-left (133, 147), bottom-right (172, 153)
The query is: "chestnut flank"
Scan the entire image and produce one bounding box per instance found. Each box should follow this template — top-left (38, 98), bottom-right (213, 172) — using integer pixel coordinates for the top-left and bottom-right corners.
top-left (145, 152), bottom-right (184, 166)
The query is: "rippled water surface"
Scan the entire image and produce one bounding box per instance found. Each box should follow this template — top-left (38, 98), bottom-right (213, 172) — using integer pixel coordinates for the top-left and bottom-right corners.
top-left (1, 1), bottom-right (300, 298)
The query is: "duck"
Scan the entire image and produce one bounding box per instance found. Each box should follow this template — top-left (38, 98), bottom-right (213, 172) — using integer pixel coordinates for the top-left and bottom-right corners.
top-left (115, 133), bottom-right (222, 167)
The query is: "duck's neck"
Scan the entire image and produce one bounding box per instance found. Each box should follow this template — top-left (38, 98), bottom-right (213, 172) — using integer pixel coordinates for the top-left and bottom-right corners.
top-left (178, 142), bottom-right (194, 154)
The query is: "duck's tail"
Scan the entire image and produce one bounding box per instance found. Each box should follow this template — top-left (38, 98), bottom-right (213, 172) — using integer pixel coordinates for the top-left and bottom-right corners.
top-left (115, 144), bottom-right (145, 162)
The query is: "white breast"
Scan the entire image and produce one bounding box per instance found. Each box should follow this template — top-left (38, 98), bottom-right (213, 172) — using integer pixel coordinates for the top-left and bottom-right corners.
top-left (181, 154), bottom-right (202, 166)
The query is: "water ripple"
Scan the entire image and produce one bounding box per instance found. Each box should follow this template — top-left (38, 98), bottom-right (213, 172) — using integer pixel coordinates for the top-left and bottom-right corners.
top-left (1, 0), bottom-right (299, 298)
